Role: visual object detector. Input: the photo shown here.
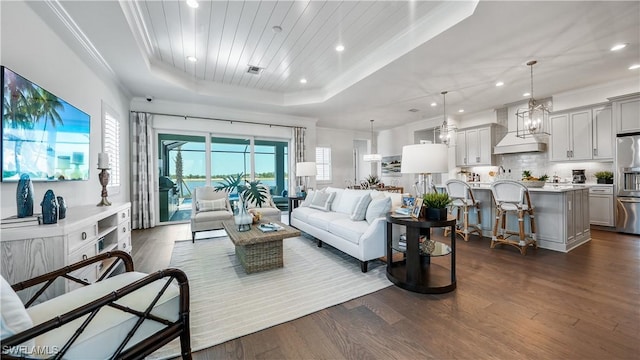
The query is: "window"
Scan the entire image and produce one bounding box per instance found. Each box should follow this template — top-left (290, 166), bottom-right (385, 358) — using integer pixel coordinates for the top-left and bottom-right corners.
top-left (103, 107), bottom-right (120, 188)
top-left (315, 146), bottom-right (331, 182)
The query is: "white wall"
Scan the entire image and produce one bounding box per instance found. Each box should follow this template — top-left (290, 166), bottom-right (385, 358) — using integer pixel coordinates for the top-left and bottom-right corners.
top-left (316, 127), bottom-right (370, 188)
top-left (0, 1), bottom-right (131, 217)
top-left (553, 77), bottom-right (640, 111)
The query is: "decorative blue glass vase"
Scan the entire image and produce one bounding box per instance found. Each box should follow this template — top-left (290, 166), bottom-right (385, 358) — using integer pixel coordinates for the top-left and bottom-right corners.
top-left (41, 190), bottom-right (58, 224)
top-left (57, 196), bottom-right (67, 219)
top-left (16, 174), bottom-right (34, 218)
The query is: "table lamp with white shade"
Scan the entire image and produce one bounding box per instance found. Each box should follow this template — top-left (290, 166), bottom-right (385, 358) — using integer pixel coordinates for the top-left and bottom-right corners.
top-left (296, 161), bottom-right (316, 194)
top-left (401, 143), bottom-right (448, 197)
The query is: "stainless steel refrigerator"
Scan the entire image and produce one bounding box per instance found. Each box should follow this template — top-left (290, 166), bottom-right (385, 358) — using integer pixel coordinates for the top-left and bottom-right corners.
top-left (616, 133), bottom-right (640, 235)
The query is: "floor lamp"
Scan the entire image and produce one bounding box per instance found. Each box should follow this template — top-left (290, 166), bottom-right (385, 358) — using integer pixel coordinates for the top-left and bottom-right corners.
top-left (296, 162), bottom-right (316, 195)
top-left (400, 143), bottom-right (448, 197)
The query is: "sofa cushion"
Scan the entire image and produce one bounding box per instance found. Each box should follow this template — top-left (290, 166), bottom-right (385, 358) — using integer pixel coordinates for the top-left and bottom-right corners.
top-left (350, 194), bottom-right (372, 221)
top-left (334, 189), bottom-right (369, 214)
top-left (327, 219), bottom-right (370, 245)
top-left (291, 206), bottom-right (320, 223)
top-left (306, 211), bottom-right (344, 232)
top-left (325, 187), bottom-right (344, 212)
top-left (1, 275), bottom-right (33, 344)
top-left (366, 197), bottom-right (392, 224)
top-left (309, 190), bottom-right (336, 211)
top-left (197, 198), bottom-right (226, 212)
top-left (300, 190), bottom-right (315, 207)
top-left (194, 209), bottom-right (233, 222)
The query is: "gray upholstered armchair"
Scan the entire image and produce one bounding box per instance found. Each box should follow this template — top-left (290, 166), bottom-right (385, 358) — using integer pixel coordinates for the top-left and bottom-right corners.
top-left (190, 186), bottom-right (233, 242)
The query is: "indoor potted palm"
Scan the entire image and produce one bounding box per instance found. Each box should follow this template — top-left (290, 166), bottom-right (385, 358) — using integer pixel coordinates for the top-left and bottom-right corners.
top-left (594, 171), bottom-right (614, 184)
top-left (422, 192), bottom-right (451, 221)
top-left (214, 173), bottom-right (269, 231)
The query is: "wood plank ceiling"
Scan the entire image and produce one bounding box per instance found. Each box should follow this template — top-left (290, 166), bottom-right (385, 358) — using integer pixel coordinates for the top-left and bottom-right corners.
top-left (138, 1), bottom-right (439, 92)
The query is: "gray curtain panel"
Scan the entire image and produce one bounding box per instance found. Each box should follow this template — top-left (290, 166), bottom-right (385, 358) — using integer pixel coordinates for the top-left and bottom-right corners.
top-left (131, 112), bottom-right (156, 229)
top-left (294, 127), bottom-right (305, 189)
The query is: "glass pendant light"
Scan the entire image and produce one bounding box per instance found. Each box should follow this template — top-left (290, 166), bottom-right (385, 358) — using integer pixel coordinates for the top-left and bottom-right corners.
top-left (363, 119), bottom-right (382, 162)
top-left (437, 91), bottom-right (456, 146)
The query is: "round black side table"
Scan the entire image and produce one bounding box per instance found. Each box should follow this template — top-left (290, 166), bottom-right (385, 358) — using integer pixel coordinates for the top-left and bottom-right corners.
top-left (385, 214), bottom-right (456, 294)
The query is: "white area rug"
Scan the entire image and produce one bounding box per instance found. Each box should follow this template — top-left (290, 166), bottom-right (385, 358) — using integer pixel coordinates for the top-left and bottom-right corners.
top-left (150, 235), bottom-right (391, 359)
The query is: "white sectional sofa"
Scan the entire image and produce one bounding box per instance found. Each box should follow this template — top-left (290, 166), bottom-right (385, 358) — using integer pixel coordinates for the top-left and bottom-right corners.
top-left (290, 187), bottom-right (403, 272)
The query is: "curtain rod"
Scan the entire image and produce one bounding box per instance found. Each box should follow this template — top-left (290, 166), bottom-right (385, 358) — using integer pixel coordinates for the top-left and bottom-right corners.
top-left (130, 110), bottom-right (306, 130)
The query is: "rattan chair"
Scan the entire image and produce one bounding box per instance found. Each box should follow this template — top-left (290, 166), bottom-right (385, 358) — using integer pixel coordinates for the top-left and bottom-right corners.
top-left (1, 251), bottom-right (191, 359)
top-left (490, 180), bottom-right (538, 255)
top-left (444, 179), bottom-right (482, 241)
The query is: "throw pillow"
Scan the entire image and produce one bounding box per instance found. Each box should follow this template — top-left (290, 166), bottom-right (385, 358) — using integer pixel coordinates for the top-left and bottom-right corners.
top-left (197, 198), bottom-right (226, 212)
top-left (300, 190), bottom-right (315, 207)
top-left (350, 194), bottom-right (372, 221)
top-left (334, 189), bottom-right (368, 214)
top-left (365, 196), bottom-right (392, 224)
top-left (309, 191), bottom-right (336, 211)
top-left (1, 276), bottom-right (33, 341)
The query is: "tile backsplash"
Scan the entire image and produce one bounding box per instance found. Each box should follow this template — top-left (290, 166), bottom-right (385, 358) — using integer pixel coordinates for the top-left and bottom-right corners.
top-left (464, 152), bottom-right (613, 183)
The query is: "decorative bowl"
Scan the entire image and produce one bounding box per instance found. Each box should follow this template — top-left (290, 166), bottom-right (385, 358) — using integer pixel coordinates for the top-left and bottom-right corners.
top-left (520, 180), bottom-right (546, 188)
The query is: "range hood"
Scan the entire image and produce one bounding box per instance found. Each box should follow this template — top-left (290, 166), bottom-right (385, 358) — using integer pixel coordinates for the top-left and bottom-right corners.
top-left (493, 132), bottom-right (546, 154)
top-left (493, 102), bottom-right (549, 155)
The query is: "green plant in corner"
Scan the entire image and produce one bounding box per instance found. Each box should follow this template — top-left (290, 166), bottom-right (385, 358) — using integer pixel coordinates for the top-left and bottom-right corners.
top-left (214, 173), bottom-right (269, 208)
top-left (422, 192), bottom-right (451, 209)
top-left (594, 171), bottom-right (614, 181)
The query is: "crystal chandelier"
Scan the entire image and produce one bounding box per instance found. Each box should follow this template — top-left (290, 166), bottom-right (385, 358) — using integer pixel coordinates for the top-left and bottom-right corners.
top-left (516, 60), bottom-right (550, 138)
top-left (437, 91), bottom-right (456, 146)
top-left (363, 119), bottom-right (382, 162)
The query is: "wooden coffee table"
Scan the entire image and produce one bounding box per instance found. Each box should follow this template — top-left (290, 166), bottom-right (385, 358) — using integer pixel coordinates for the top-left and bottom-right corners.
top-left (223, 220), bottom-right (301, 274)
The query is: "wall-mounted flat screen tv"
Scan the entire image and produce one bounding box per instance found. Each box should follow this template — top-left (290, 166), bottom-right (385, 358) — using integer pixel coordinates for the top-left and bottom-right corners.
top-left (1, 66), bottom-right (90, 182)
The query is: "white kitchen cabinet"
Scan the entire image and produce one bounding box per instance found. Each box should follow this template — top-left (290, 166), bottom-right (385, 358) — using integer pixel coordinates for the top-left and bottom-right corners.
top-left (611, 94), bottom-right (640, 134)
top-left (455, 125), bottom-right (494, 166)
top-left (550, 109), bottom-right (593, 161)
top-left (0, 202), bottom-right (132, 303)
top-left (592, 106), bottom-right (613, 160)
top-left (589, 186), bottom-right (614, 226)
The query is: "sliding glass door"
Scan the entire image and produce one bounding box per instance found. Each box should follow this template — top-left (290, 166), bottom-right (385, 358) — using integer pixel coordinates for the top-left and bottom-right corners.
top-left (157, 133), bottom-right (291, 224)
top-left (158, 134), bottom-right (206, 223)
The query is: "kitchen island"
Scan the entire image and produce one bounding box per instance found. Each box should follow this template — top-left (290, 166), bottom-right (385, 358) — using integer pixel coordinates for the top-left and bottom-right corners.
top-left (442, 184), bottom-right (591, 252)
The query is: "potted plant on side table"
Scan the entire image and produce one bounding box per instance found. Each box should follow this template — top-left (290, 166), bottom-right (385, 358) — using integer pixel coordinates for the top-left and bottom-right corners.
top-left (594, 171), bottom-right (614, 184)
top-left (422, 192), bottom-right (451, 221)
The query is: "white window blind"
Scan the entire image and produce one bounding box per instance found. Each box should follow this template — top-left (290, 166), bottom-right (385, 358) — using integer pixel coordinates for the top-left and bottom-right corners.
top-left (104, 111), bottom-right (120, 187)
top-left (315, 147), bottom-right (331, 182)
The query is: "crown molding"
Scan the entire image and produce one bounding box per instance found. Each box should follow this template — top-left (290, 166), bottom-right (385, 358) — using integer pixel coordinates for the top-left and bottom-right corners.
top-left (44, 0), bottom-right (116, 78)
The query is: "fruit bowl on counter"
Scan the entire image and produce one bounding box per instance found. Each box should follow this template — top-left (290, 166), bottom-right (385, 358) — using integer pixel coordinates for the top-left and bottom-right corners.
top-left (520, 180), bottom-right (546, 188)
top-left (520, 170), bottom-right (548, 188)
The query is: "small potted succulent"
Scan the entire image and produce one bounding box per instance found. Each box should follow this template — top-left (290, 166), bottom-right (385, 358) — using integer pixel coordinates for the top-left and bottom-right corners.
top-left (422, 192), bottom-right (451, 221)
top-left (594, 171), bottom-right (614, 184)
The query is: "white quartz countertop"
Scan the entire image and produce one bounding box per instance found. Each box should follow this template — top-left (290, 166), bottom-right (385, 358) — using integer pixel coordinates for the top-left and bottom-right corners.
top-left (437, 182), bottom-right (611, 193)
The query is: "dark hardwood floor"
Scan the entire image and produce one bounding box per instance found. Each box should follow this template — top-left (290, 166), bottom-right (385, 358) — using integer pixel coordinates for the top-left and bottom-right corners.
top-left (132, 226), bottom-right (640, 359)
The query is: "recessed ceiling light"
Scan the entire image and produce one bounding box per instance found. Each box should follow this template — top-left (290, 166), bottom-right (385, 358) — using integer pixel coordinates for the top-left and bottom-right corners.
top-left (186, 0), bottom-right (199, 9)
top-left (495, 81), bottom-right (504, 87)
top-left (629, 64), bottom-right (640, 70)
top-left (610, 43), bottom-right (627, 51)
top-left (523, 92), bottom-right (531, 97)
top-left (458, 109), bottom-right (464, 113)
top-left (430, 102), bottom-right (437, 107)
top-left (272, 25), bottom-right (283, 33)
top-left (186, 56), bottom-right (197, 62)
top-left (335, 45), bottom-right (345, 52)
top-left (300, 78), bottom-right (307, 84)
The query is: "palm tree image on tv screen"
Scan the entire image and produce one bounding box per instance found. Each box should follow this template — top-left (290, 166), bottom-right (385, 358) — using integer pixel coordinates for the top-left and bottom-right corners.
top-left (1, 66), bottom-right (90, 182)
